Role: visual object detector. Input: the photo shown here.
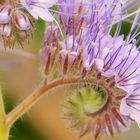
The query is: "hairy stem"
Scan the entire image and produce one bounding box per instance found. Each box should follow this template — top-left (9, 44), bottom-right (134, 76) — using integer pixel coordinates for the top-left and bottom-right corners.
top-left (6, 77), bottom-right (96, 127)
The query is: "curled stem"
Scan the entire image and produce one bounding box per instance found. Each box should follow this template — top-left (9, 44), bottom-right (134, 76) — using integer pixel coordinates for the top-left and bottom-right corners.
top-left (6, 76), bottom-right (96, 127)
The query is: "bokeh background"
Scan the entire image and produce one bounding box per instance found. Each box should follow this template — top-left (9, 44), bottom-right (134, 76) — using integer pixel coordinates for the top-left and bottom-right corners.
top-left (0, 18), bottom-right (140, 140)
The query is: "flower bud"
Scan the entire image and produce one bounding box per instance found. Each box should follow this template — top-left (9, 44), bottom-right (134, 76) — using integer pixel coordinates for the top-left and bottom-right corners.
top-left (60, 50), bottom-right (78, 74)
top-left (41, 23), bottom-right (59, 75)
top-left (0, 24), bottom-right (11, 37)
top-left (59, 36), bottom-right (80, 74)
top-left (44, 23), bottom-right (60, 46)
top-left (41, 46), bottom-right (57, 75)
top-left (14, 11), bottom-right (32, 31)
top-left (0, 6), bottom-right (12, 24)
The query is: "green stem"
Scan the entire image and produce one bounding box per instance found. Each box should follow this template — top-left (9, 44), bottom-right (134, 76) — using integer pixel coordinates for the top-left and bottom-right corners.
top-left (6, 77), bottom-right (96, 127)
top-left (0, 87), bottom-right (9, 140)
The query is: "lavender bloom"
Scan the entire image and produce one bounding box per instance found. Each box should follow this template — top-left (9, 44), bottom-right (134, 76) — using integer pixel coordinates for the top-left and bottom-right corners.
top-left (117, 10), bottom-right (140, 125)
top-left (81, 35), bottom-right (124, 74)
top-left (58, 0), bottom-right (91, 34)
top-left (40, 0), bottom-right (140, 138)
top-left (58, 0), bottom-right (126, 36)
top-left (81, 9), bottom-right (140, 130)
top-left (120, 89), bottom-right (140, 128)
top-left (1, 0), bottom-right (140, 139)
top-left (20, 0), bottom-right (57, 22)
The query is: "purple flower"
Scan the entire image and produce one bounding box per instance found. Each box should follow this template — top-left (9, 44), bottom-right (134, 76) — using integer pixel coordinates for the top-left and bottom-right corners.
top-left (120, 88), bottom-right (140, 128)
top-left (40, 1), bottom-right (140, 137)
top-left (20, 0), bottom-right (57, 22)
top-left (81, 9), bottom-right (140, 129)
top-left (58, 0), bottom-right (125, 36)
top-left (81, 35), bottom-right (124, 74)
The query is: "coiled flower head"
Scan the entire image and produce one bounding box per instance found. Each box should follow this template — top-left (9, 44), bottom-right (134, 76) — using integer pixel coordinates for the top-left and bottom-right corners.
top-left (40, 0), bottom-right (140, 139)
top-left (63, 85), bottom-right (129, 139)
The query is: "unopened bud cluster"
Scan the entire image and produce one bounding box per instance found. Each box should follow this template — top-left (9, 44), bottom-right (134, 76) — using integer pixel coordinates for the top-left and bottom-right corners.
top-left (0, 1), bottom-right (33, 48)
top-left (41, 0), bottom-right (127, 78)
top-left (63, 86), bottom-right (128, 139)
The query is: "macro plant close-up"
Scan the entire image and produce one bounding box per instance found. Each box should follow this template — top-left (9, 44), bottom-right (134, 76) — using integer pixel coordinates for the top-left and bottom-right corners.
top-left (1, 0), bottom-right (140, 140)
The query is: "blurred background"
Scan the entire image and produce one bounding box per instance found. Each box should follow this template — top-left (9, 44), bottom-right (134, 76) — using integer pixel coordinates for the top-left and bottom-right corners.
top-left (0, 19), bottom-right (140, 140)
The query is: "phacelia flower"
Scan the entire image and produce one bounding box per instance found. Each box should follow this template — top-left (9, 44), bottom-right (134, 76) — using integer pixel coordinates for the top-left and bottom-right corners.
top-left (120, 88), bottom-right (140, 128)
top-left (41, 0), bottom-right (140, 139)
top-left (58, 0), bottom-right (127, 36)
top-left (20, 0), bottom-right (57, 22)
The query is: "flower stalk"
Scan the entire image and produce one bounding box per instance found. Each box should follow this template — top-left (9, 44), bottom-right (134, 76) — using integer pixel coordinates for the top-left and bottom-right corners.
top-left (6, 76), bottom-right (96, 127)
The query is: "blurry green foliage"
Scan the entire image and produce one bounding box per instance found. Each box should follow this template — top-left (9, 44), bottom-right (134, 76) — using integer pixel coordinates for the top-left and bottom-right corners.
top-left (4, 93), bottom-right (46, 140)
top-left (10, 119), bottom-right (44, 140)
top-left (110, 21), bottom-right (140, 47)
top-left (110, 22), bottom-right (131, 37)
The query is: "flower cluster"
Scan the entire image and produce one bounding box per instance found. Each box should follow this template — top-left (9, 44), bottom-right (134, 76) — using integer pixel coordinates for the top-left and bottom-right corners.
top-left (0, 0), bottom-right (57, 48)
top-left (58, 0), bottom-right (125, 35)
top-left (63, 85), bottom-right (130, 139)
top-left (41, 0), bottom-right (140, 139)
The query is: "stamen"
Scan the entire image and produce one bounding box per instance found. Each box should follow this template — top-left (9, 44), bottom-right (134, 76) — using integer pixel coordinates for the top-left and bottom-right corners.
top-left (119, 52), bottom-right (140, 77)
top-left (123, 0), bottom-right (140, 11)
top-left (112, 9), bottom-right (140, 25)
top-left (120, 82), bottom-right (140, 86)
top-left (118, 45), bottom-right (134, 76)
top-left (31, 2), bottom-right (97, 7)
top-left (104, 45), bottom-right (123, 71)
top-left (118, 69), bottom-right (140, 84)
top-left (114, 22), bottom-right (122, 37)
top-left (49, 9), bottom-right (77, 16)
top-left (126, 8), bottom-right (140, 42)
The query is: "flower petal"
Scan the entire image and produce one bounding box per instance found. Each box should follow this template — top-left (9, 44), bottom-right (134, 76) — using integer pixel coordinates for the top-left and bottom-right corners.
top-left (120, 89), bottom-right (140, 128)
